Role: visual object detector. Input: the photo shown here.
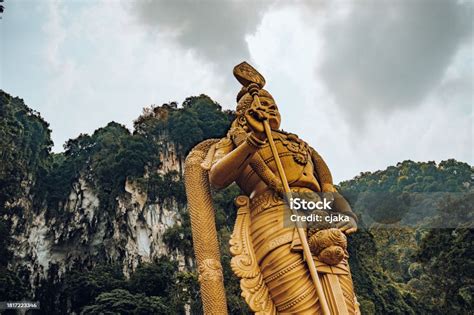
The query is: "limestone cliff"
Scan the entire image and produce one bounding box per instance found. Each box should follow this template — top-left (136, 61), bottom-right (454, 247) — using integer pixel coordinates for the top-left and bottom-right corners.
top-left (5, 137), bottom-right (186, 293)
top-left (1, 91), bottom-right (235, 314)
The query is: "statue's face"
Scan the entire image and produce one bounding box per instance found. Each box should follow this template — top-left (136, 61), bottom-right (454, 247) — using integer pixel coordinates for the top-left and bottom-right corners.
top-left (259, 96), bottom-right (281, 129)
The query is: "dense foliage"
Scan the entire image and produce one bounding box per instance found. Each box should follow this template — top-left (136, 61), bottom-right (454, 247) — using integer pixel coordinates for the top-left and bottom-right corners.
top-left (134, 94), bottom-right (234, 155)
top-left (340, 159), bottom-right (471, 193)
top-left (0, 91), bottom-right (50, 305)
top-left (34, 259), bottom-right (193, 314)
top-left (0, 91), bottom-right (52, 209)
top-left (1, 90), bottom-right (472, 314)
top-left (414, 193), bottom-right (473, 313)
top-left (0, 91), bottom-right (235, 314)
top-left (339, 161), bottom-right (473, 314)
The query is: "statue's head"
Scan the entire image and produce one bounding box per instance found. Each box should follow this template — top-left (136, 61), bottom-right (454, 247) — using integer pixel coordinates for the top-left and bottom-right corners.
top-left (234, 87), bottom-right (281, 131)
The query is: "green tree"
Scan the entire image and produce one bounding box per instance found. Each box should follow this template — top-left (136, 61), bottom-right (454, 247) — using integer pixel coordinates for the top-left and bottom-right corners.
top-left (0, 90), bottom-right (52, 208)
top-left (81, 289), bottom-right (170, 315)
top-left (63, 264), bottom-right (126, 313)
top-left (128, 257), bottom-right (178, 298)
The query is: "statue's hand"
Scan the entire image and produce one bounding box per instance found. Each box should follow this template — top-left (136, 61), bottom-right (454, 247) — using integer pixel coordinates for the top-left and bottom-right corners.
top-left (336, 217), bottom-right (358, 235)
top-left (244, 107), bottom-right (267, 141)
top-left (269, 180), bottom-right (285, 195)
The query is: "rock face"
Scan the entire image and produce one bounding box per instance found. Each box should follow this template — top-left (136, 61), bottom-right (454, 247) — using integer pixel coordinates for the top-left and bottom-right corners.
top-left (5, 137), bottom-right (186, 292)
top-left (156, 130), bottom-right (183, 176)
top-left (1, 93), bottom-right (236, 314)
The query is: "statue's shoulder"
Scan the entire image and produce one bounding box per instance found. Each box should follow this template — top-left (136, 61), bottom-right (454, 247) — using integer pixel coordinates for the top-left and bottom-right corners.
top-left (273, 129), bottom-right (302, 140)
top-left (215, 136), bottom-right (233, 150)
top-left (273, 129), bottom-right (292, 137)
top-left (199, 136), bottom-right (234, 170)
top-left (187, 137), bottom-right (230, 170)
top-left (274, 130), bottom-right (312, 147)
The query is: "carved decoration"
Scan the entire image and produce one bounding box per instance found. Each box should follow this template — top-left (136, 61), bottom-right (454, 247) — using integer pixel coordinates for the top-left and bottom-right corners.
top-left (230, 196), bottom-right (276, 315)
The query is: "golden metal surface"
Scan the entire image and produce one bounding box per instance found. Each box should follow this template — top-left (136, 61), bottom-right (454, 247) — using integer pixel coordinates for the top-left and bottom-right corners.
top-left (185, 62), bottom-right (360, 314)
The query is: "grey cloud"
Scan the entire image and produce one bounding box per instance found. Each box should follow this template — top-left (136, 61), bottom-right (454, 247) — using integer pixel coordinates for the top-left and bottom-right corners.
top-left (318, 0), bottom-right (472, 126)
top-left (130, 0), bottom-right (274, 74)
top-left (130, 0), bottom-right (471, 122)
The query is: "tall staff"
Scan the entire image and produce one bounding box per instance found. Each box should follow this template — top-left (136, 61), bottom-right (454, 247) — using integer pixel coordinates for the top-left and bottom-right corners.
top-left (234, 62), bottom-right (331, 315)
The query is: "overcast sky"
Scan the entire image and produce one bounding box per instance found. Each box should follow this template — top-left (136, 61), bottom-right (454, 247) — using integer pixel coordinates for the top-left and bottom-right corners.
top-left (1, 0), bottom-right (472, 182)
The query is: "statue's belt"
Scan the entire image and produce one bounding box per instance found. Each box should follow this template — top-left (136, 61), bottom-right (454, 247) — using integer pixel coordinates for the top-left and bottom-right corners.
top-left (248, 191), bottom-right (349, 275)
top-left (250, 187), bottom-right (317, 214)
top-left (253, 225), bottom-right (350, 276)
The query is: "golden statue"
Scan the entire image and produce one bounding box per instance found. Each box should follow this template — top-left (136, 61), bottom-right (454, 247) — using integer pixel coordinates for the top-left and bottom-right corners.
top-left (185, 62), bottom-right (360, 314)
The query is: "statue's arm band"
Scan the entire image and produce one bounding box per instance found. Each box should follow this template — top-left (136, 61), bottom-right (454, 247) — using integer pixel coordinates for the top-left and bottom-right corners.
top-left (246, 133), bottom-right (267, 149)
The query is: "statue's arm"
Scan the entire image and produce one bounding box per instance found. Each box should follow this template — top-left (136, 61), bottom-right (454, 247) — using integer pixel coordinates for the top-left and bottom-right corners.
top-left (310, 147), bottom-right (358, 233)
top-left (310, 147), bottom-right (335, 192)
top-left (209, 136), bottom-right (261, 189)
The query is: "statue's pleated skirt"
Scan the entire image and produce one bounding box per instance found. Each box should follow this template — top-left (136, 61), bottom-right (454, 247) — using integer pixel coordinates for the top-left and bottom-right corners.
top-left (249, 191), bottom-right (358, 314)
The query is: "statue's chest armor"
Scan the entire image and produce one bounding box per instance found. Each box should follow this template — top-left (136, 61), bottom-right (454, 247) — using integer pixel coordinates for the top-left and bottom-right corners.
top-left (257, 132), bottom-right (313, 185)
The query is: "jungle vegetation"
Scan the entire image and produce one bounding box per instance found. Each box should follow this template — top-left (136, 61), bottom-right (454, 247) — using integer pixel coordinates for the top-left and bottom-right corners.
top-left (0, 90), bottom-right (472, 314)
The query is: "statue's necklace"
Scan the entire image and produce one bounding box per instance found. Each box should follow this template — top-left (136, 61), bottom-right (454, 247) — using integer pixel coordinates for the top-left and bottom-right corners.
top-left (278, 133), bottom-right (309, 165)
